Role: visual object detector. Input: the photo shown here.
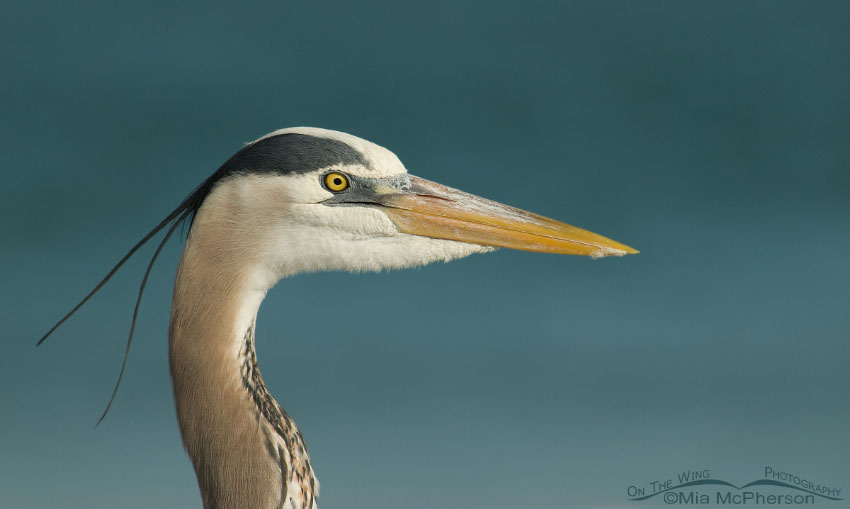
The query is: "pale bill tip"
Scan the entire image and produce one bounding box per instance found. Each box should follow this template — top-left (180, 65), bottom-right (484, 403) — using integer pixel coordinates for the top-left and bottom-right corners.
top-left (589, 245), bottom-right (640, 259)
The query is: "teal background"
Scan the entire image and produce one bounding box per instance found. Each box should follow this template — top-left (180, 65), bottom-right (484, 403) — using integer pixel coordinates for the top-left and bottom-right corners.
top-left (2, 2), bottom-right (848, 508)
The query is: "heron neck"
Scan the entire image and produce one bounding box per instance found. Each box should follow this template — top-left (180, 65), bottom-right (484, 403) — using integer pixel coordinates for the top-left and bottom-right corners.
top-left (168, 215), bottom-right (316, 509)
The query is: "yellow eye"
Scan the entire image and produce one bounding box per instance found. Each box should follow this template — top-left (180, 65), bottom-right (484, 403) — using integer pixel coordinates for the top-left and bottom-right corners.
top-left (324, 172), bottom-right (349, 192)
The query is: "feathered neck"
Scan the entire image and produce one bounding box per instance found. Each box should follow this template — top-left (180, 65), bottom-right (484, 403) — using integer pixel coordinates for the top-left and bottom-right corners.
top-left (168, 197), bottom-right (317, 509)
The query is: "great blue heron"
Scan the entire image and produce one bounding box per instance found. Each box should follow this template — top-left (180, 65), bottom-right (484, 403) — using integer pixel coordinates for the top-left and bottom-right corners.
top-left (40, 127), bottom-right (637, 509)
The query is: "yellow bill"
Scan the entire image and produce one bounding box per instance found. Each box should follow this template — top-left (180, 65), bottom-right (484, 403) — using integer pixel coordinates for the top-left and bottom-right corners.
top-left (378, 176), bottom-right (638, 258)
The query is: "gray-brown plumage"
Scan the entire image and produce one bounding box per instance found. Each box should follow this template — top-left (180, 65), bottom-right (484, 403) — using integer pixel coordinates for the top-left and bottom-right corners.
top-left (40, 127), bottom-right (636, 509)
top-left (169, 191), bottom-right (317, 508)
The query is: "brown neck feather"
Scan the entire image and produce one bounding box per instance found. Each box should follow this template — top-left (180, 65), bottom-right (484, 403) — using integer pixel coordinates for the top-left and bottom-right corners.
top-left (168, 202), bottom-right (317, 509)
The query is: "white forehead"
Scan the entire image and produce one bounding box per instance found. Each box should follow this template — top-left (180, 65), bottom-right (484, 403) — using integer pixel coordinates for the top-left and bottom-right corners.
top-left (253, 127), bottom-right (407, 178)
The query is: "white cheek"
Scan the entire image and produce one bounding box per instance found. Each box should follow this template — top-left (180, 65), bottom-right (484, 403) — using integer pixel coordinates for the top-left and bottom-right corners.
top-left (288, 204), bottom-right (396, 237)
top-left (267, 205), bottom-right (493, 277)
top-left (282, 173), bottom-right (334, 203)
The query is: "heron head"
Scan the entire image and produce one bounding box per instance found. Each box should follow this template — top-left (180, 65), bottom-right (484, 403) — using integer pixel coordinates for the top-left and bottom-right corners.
top-left (190, 127), bottom-right (637, 285)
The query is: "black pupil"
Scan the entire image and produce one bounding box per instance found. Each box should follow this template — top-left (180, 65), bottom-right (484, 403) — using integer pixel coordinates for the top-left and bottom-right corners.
top-left (333, 177), bottom-right (342, 186)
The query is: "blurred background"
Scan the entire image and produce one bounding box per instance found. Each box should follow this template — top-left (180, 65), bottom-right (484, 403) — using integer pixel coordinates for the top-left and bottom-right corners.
top-left (1, 1), bottom-right (848, 508)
